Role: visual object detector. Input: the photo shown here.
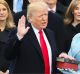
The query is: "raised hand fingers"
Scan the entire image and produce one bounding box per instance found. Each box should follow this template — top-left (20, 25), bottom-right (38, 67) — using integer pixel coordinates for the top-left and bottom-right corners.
top-left (17, 15), bottom-right (30, 40)
top-left (18, 15), bottom-right (26, 28)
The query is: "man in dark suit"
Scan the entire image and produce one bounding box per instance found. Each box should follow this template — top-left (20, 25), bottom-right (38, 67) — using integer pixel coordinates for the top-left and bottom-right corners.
top-left (5, 1), bottom-right (75, 74)
top-left (13, 0), bottom-right (66, 55)
top-left (5, 2), bottom-right (57, 74)
top-left (5, 0), bottom-right (29, 13)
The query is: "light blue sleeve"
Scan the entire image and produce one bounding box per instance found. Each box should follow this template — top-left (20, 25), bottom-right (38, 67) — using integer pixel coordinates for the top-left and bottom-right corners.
top-left (58, 33), bottom-right (80, 74)
top-left (66, 33), bottom-right (80, 74)
top-left (68, 33), bottom-right (80, 58)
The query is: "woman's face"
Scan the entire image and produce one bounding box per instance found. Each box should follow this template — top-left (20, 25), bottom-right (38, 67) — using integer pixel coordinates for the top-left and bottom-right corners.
top-left (73, 3), bottom-right (80, 22)
top-left (0, 4), bottom-right (8, 21)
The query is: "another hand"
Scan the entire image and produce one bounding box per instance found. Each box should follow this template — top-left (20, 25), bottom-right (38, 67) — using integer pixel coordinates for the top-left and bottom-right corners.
top-left (59, 52), bottom-right (75, 60)
top-left (17, 15), bottom-right (30, 39)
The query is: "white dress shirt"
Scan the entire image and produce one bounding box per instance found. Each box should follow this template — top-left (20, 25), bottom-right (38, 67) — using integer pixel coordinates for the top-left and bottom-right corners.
top-left (32, 25), bottom-right (52, 74)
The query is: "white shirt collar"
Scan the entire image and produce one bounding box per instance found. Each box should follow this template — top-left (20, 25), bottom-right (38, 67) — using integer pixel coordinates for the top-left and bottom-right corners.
top-left (48, 5), bottom-right (56, 13)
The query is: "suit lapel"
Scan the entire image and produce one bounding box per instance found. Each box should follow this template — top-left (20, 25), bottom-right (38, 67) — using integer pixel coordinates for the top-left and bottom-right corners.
top-left (27, 25), bottom-right (56, 63)
top-left (44, 29), bottom-right (57, 62)
top-left (44, 29), bottom-right (57, 71)
top-left (44, 29), bottom-right (56, 52)
top-left (27, 26), bottom-right (44, 61)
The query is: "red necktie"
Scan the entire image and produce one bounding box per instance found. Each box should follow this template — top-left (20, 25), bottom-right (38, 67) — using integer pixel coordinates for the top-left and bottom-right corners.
top-left (39, 30), bottom-right (50, 74)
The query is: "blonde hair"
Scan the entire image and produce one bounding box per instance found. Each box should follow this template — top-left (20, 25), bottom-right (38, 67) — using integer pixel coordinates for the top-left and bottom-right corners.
top-left (0, 0), bottom-right (16, 28)
top-left (27, 1), bottom-right (48, 22)
top-left (64, 0), bottom-right (80, 25)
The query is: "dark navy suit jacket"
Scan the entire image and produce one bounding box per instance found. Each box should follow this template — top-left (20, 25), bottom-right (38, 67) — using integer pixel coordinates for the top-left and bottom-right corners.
top-left (13, 11), bottom-right (66, 55)
top-left (5, 24), bottom-right (58, 74)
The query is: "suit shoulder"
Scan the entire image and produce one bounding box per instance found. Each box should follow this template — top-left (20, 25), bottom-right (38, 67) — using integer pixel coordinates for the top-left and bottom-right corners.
top-left (48, 11), bottom-right (62, 20)
top-left (46, 28), bottom-right (55, 34)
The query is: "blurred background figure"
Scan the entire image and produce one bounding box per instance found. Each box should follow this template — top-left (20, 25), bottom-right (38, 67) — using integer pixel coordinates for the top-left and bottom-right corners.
top-left (4, 0), bottom-right (29, 27)
top-left (43, 0), bottom-right (67, 18)
top-left (64, 0), bottom-right (80, 53)
top-left (0, 0), bottom-right (16, 74)
top-left (58, 0), bottom-right (72, 7)
top-left (5, 0), bottom-right (29, 13)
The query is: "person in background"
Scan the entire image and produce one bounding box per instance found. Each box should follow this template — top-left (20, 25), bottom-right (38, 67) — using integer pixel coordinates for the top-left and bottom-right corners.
top-left (43, 0), bottom-right (67, 18)
top-left (5, 1), bottom-right (74, 74)
top-left (5, 0), bottom-right (29, 13)
top-left (5, 0), bottom-right (29, 26)
top-left (64, 0), bottom-right (80, 53)
top-left (0, 0), bottom-right (16, 74)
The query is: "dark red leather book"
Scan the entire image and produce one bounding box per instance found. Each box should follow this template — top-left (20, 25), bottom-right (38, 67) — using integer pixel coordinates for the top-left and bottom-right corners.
top-left (56, 57), bottom-right (80, 71)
